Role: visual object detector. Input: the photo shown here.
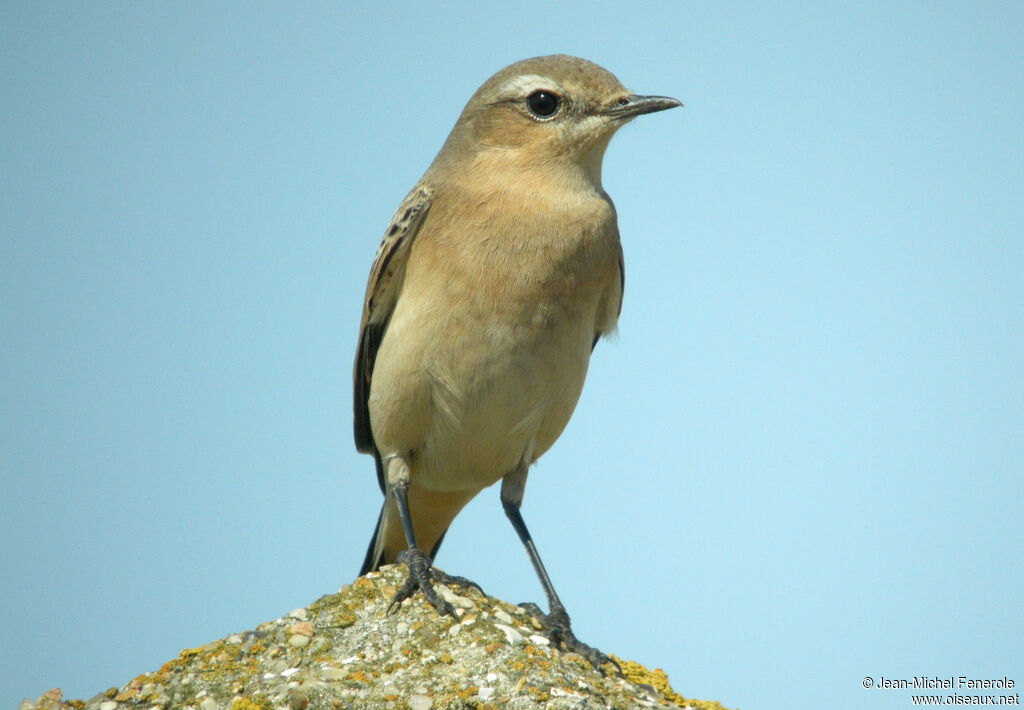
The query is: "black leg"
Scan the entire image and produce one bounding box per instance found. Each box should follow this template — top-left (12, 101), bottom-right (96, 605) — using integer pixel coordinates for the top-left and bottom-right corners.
top-left (385, 477), bottom-right (483, 618)
top-left (501, 497), bottom-right (563, 611)
top-left (501, 492), bottom-right (622, 675)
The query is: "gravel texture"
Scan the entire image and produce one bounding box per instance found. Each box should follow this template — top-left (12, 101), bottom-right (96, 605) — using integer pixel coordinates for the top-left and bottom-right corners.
top-left (19, 564), bottom-right (730, 710)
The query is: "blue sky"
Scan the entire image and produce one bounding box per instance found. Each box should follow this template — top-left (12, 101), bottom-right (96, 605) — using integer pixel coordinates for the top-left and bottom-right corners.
top-left (2, 3), bottom-right (1021, 709)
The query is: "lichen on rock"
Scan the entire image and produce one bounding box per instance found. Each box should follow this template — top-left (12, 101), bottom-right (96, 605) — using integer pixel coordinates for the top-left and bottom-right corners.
top-left (19, 564), bottom-right (730, 709)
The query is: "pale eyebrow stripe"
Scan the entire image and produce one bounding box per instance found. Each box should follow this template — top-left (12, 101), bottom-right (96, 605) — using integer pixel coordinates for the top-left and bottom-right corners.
top-left (496, 73), bottom-right (562, 99)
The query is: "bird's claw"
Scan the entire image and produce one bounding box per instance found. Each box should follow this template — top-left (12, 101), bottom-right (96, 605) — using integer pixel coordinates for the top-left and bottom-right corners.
top-left (520, 601), bottom-right (623, 676)
top-left (388, 548), bottom-right (484, 618)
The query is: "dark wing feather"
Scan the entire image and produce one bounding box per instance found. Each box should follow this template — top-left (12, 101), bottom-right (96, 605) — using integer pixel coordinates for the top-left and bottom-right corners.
top-left (592, 240), bottom-right (625, 352)
top-left (353, 184), bottom-right (435, 480)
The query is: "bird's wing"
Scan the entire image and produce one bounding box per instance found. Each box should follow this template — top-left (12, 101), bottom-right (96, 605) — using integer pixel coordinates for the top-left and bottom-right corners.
top-left (614, 242), bottom-right (625, 317)
top-left (353, 184), bottom-right (435, 465)
top-left (592, 238), bottom-right (625, 351)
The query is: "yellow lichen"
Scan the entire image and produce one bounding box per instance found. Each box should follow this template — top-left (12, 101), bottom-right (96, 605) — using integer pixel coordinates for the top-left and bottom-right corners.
top-left (522, 645), bottom-right (553, 672)
top-left (345, 670), bottom-right (371, 684)
top-left (308, 591), bottom-right (343, 612)
top-left (614, 656), bottom-right (730, 709)
top-left (229, 696), bottom-right (272, 710)
top-left (155, 657), bottom-right (185, 679)
top-left (331, 605), bottom-right (357, 628)
top-left (526, 686), bottom-right (550, 703)
top-left (455, 685), bottom-right (479, 700)
top-left (352, 576), bottom-right (377, 594)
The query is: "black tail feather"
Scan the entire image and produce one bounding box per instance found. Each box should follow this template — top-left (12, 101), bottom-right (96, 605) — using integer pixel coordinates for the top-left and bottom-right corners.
top-left (357, 500), bottom-right (450, 577)
top-left (359, 502), bottom-right (386, 576)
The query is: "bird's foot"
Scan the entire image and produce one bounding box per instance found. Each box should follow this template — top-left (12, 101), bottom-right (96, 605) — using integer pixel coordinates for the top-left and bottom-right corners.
top-left (388, 547), bottom-right (484, 619)
top-left (520, 601), bottom-right (622, 675)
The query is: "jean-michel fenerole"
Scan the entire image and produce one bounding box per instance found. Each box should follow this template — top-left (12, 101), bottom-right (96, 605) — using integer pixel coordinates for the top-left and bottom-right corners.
top-left (876, 676), bottom-right (1015, 690)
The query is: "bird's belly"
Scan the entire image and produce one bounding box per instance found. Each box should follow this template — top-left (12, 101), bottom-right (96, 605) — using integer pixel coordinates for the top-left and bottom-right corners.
top-left (368, 202), bottom-right (619, 494)
top-left (414, 318), bottom-right (591, 492)
top-left (369, 284), bottom-right (596, 494)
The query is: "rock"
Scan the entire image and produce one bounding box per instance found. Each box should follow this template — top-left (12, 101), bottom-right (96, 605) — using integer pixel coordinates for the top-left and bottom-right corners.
top-left (493, 622), bottom-right (525, 645)
top-left (436, 583), bottom-right (474, 610)
top-left (22, 565), bottom-right (729, 710)
top-left (320, 667), bottom-right (346, 681)
top-left (288, 621), bottom-right (314, 637)
top-left (493, 608), bottom-right (514, 625)
top-left (407, 693), bottom-right (433, 710)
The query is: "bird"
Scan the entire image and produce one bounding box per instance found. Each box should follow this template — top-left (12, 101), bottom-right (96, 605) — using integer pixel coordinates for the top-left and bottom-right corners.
top-left (352, 54), bottom-right (680, 669)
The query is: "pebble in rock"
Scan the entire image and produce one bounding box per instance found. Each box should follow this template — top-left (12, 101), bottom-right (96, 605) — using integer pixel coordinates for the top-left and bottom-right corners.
top-left (321, 667), bottom-right (346, 681)
top-left (406, 694), bottom-right (433, 710)
top-left (437, 585), bottom-right (473, 610)
top-left (288, 621), bottom-right (314, 637)
top-left (493, 623), bottom-right (525, 645)
top-left (493, 609), bottom-right (514, 625)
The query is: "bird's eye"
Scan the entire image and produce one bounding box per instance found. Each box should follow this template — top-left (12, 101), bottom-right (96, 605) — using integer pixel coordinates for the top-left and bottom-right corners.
top-left (526, 90), bottom-right (561, 119)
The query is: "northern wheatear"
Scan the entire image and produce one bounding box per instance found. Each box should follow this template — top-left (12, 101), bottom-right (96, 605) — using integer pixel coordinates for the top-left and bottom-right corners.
top-left (353, 55), bottom-right (679, 668)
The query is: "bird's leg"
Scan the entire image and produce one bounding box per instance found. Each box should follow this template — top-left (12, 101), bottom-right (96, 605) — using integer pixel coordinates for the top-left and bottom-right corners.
top-left (385, 457), bottom-right (482, 618)
top-left (500, 468), bottom-right (622, 675)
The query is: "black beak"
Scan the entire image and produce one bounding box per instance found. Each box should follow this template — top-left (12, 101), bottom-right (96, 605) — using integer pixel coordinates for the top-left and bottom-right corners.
top-left (604, 94), bottom-right (683, 119)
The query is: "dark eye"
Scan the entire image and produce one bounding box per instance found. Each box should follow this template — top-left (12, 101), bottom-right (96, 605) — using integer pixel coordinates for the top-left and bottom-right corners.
top-left (526, 90), bottom-right (561, 119)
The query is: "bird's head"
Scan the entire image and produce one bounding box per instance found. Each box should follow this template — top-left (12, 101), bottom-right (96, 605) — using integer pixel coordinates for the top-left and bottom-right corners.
top-left (431, 55), bottom-right (681, 188)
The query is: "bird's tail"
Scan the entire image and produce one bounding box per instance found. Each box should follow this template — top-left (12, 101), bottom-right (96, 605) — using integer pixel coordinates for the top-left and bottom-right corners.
top-left (358, 498), bottom-right (452, 576)
top-left (359, 502), bottom-right (390, 575)
top-left (358, 485), bottom-right (475, 576)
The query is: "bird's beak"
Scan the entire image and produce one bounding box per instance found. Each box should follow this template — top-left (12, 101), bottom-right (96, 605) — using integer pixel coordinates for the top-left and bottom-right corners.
top-left (604, 94), bottom-right (683, 119)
